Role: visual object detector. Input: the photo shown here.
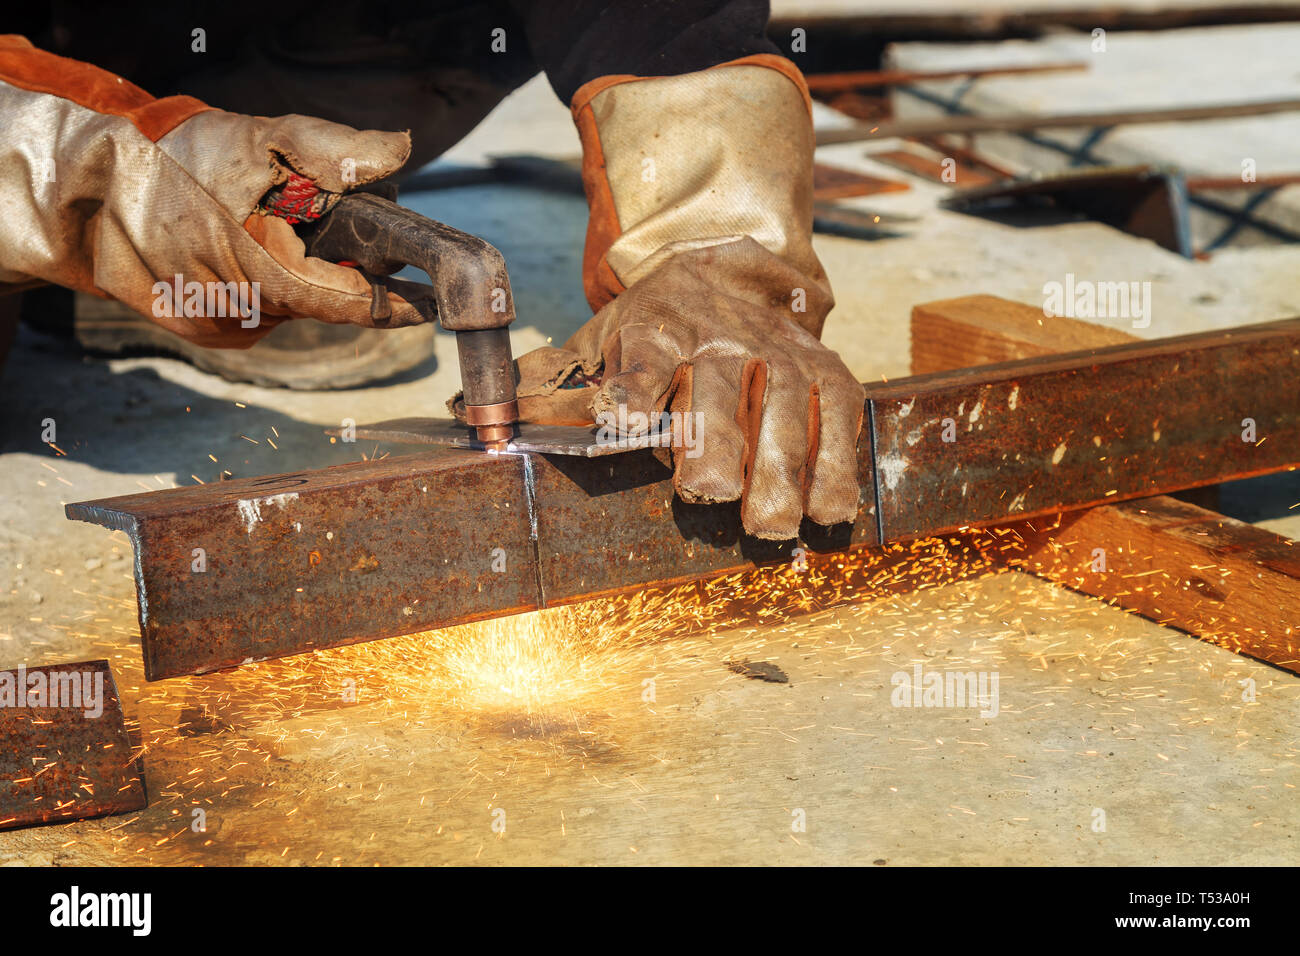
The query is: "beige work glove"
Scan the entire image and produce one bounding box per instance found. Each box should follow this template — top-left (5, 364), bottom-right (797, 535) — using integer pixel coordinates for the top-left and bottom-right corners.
top-left (511, 56), bottom-right (865, 540)
top-left (0, 35), bottom-right (421, 348)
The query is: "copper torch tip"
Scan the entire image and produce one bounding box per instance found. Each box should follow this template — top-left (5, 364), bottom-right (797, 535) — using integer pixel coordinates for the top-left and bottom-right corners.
top-left (474, 423), bottom-right (515, 451)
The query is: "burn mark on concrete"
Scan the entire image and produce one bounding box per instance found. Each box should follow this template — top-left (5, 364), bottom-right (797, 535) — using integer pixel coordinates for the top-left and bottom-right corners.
top-left (726, 659), bottom-right (790, 683)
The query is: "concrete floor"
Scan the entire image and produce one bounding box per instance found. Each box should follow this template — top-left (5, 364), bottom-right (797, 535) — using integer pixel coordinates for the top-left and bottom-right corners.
top-left (1, 72), bottom-right (1298, 865)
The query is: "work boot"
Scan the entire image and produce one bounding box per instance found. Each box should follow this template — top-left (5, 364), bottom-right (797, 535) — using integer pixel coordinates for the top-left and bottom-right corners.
top-left (21, 287), bottom-right (437, 389)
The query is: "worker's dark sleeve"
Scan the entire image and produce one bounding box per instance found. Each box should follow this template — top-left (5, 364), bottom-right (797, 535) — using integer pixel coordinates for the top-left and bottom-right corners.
top-left (510, 0), bottom-right (781, 103)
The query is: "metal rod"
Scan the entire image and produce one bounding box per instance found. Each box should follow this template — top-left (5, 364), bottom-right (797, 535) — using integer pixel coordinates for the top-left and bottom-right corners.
top-left (817, 97), bottom-right (1300, 146)
top-left (805, 61), bottom-right (1088, 94)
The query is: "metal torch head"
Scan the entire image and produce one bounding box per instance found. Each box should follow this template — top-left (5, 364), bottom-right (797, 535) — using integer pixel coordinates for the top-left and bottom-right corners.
top-left (455, 327), bottom-right (519, 451)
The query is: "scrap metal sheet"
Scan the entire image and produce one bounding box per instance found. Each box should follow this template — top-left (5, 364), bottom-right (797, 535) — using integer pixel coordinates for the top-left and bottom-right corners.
top-left (0, 660), bottom-right (146, 830)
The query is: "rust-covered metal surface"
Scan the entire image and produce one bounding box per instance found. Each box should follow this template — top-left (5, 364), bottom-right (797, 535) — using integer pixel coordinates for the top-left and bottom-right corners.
top-left (67, 450), bottom-right (537, 680)
top-left (529, 440), bottom-right (879, 606)
top-left (66, 444), bottom-right (880, 680)
top-left (0, 660), bottom-right (146, 830)
top-left (869, 315), bottom-right (1300, 541)
top-left (67, 312), bottom-right (1300, 680)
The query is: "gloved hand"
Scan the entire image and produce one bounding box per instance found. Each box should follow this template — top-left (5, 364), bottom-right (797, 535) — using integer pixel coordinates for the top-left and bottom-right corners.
top-left (510, 238), bottom-right (864, 540)
top-left (509, 55), bottom-right (865, 540)
top-left (0, 35), bottom-right (420, 348)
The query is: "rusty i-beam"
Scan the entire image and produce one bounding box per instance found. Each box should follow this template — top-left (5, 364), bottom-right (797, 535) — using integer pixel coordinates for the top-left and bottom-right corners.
top-left (67, 299), bottom-right (1300, 680)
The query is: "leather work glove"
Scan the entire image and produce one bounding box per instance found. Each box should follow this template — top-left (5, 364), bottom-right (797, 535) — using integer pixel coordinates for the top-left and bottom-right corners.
top-left (508, 56), bottom-right (865, 540)
top-left (0, 35), bottom-right (421, 348)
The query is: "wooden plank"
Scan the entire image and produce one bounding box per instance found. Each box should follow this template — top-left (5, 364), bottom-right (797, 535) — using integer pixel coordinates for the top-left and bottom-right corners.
top-left (1015, 500), bottom-right (1300, 671)
top-left (911, 293), bottom-right (1138, 375)
top-left (910, 294), bottom-right (1300, 672)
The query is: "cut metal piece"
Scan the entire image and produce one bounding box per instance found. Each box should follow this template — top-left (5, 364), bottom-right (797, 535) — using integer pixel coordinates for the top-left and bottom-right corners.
top-left (812, 162), bottom-right (910, 199)
top-left (942, 165), bottom-right (1193, 257)
top-left (870, 147), bottom-right (1003, 188)
top-left (0, 660), bottom-right (146, 830)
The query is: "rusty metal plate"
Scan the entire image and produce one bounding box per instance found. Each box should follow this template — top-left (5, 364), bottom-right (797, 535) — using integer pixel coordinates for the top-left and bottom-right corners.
top-left (67, 450), bottom-right (536, 681)
top-left (868, 317), bottom-right (1300, 541)
top-left (0, 660), bottom-right (146, 830)
top-left (812, 162), bottom-right (910, 200)
top-left (871, 148), bottom-right (1003, 189)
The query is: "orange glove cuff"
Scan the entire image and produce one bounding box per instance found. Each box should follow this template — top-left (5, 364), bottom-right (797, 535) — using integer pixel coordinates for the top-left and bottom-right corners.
top-left (569, 54), bottom-right (815, 314)
top-left (0, 34), bottom-right (211, 141)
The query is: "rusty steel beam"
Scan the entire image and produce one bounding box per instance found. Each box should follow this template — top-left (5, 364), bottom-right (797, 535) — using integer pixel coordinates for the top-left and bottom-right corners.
top-left (873, 311), bottom-right (1299, 539)
top-left (68, 304), bottom-right (1300, 679)
top-left (68, 452), bottom-right (537, 681)
top-left (0, 660), bottom-right (146, 830)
